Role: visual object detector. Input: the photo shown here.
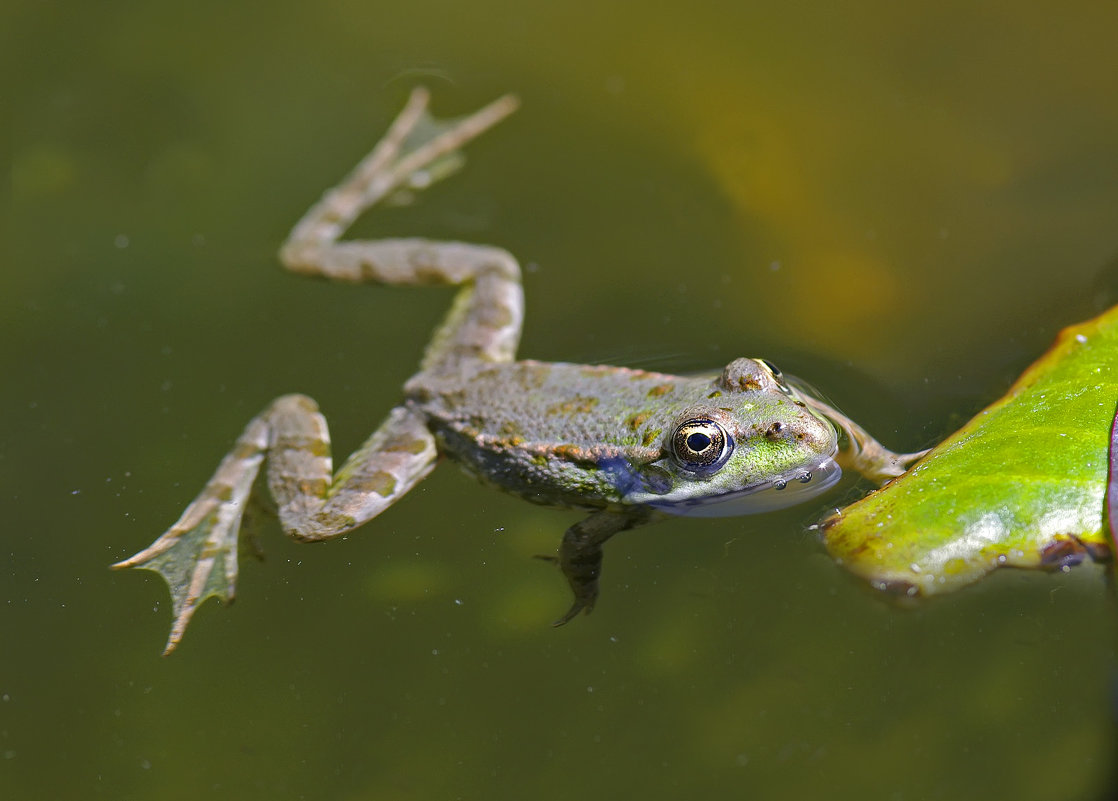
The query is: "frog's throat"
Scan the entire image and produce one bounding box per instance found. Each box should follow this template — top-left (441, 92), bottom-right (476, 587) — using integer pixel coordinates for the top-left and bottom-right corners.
top-left (649, 452), bottom-right (843, 518)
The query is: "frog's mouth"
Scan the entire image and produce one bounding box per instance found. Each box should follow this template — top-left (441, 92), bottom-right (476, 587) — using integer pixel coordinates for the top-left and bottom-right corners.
top-left (649, 455), bottom-right (843, 518)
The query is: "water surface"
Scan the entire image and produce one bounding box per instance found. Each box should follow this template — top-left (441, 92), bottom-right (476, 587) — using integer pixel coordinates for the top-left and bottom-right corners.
top-left (5, 1), bottom-right (1118, 798)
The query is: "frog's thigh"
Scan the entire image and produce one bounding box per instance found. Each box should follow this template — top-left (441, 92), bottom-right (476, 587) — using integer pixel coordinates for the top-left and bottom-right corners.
top-left (267, 396), bottom-right (438, 542)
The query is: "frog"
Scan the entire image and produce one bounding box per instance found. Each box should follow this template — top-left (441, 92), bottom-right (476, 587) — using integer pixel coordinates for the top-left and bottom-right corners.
top-left (114, 88), bottom-right (925, 653)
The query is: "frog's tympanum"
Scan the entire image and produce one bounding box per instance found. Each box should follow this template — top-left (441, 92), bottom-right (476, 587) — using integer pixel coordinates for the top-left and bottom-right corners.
top-left (115, 90), bottom-right (924, 652)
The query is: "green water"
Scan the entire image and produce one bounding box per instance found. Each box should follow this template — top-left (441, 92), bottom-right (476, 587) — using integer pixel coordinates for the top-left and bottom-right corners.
top-left (6, 1), bottom-right (1118, 798)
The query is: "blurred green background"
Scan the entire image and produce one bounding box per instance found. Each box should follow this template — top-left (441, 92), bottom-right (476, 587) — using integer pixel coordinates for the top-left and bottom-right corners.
top-left (5, 0), bottom-right (1118, 799)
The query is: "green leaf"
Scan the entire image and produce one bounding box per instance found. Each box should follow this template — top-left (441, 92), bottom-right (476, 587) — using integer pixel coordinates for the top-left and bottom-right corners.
top-left (1107, 396), bottom-right (1118, 557)
top-left (822, 305), bottom-right (1117, 595)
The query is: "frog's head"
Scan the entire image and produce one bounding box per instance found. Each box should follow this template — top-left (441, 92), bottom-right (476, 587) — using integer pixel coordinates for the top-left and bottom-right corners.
top-left (620, 358), bottom-right (842, 516)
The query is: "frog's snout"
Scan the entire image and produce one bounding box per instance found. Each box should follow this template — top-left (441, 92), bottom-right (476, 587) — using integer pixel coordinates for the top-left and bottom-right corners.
top-left (803, 415), bottom-right (840, 457)
top-left (761, 412), bottom-right (837, 458)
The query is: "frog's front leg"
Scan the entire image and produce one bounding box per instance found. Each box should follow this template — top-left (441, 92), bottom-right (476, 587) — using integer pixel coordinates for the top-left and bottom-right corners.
top-left (548, 507), bottom-right (656, 626)
top-left (113, 398), bottom-right (437, 654)
top-left (800, 395), bottom-right (928, 484)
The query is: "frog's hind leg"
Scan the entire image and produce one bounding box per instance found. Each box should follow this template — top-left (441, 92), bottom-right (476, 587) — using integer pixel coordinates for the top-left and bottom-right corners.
top-left (113, 397), bottom-right (437, 654)
top-left (263, 398), bottom-right (439, 542)
top-left (280, 87), bottom-right (525, 371)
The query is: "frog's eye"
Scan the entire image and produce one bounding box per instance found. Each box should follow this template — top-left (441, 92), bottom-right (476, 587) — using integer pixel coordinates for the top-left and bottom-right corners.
top-left (757, 358), bottom-right (796, 397)
top-left (670, 418), bottom-right (734, 473)
top-left (758, 359), bottom-right (782, 379)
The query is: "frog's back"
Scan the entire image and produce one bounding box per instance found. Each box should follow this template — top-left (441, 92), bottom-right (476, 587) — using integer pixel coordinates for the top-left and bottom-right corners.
top-left (404, 360), bottom-right (707, 507)
top-left (408, 360), bottom-right (704, 449)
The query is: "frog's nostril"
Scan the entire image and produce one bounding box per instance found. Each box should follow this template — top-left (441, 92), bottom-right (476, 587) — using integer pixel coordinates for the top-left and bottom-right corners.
top-left (764, 421), bottom-right (784, 440)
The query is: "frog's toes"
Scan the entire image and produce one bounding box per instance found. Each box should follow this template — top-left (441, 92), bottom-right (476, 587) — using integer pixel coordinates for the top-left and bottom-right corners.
top-left (532, 554), bottom-right (598, 625)
top-left (552, 596), bottom-right (595, 627)
top-left (1039, 534), bottom-right (1110, 571)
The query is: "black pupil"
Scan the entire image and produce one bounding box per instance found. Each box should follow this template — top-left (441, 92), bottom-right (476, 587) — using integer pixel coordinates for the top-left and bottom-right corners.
top-left (686, 432), bottom-right (712, 452)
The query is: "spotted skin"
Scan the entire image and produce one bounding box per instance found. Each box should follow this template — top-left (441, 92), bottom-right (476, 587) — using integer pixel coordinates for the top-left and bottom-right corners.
top-left (114, 88), bottom-right (923, 653)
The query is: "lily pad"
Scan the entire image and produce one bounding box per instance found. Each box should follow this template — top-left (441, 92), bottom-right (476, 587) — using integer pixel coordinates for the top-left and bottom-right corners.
top-left (822, 305), bottom-right (1117, 595)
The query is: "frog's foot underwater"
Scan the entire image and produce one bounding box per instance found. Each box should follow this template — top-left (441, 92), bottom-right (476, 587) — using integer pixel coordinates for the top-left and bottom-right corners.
top-left (114, 89), bottom-right (926, 653)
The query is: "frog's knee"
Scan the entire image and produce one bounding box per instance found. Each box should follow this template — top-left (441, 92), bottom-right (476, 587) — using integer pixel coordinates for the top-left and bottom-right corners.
top-left (271, 393), bottom-right (319, 414)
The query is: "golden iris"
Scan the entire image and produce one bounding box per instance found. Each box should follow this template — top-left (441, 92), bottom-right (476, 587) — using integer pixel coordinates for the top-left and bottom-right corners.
top-left (671, 419), bottom-right (733, 472)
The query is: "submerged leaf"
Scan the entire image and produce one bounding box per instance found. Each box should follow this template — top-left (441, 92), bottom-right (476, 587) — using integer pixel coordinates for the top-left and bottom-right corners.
top-left (822, 305), bottom-right (1117, 595)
